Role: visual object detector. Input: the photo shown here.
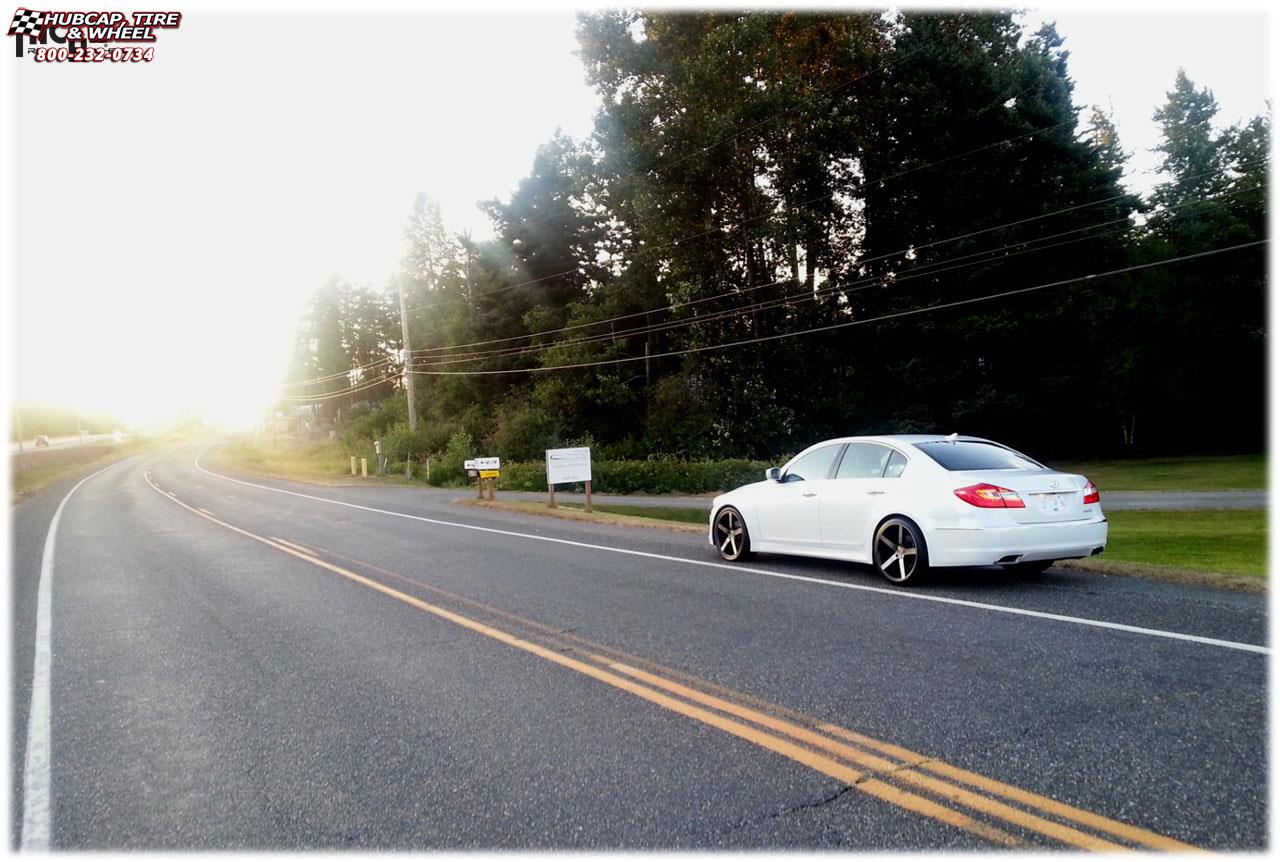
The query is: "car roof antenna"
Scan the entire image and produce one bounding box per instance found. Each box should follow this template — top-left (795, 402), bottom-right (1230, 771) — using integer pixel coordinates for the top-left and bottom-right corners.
top-left (945, 432), bottom-right (958, 445)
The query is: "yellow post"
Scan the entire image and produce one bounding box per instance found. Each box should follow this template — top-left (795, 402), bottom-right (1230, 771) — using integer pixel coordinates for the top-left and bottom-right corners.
top-left (350, 456), bottom-right (357, 476)
top-left (361, 457), bottom-right (368, 478)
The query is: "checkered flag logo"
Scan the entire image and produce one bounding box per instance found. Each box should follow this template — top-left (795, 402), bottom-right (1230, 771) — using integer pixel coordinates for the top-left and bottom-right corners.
top-left (8, 8), bottom-right (47, 37)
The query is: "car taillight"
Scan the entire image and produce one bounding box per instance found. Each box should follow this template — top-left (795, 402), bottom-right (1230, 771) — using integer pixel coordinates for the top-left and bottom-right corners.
top-left (1082, 480), bottom-right (1100, 505)
top-left (954, 483), bottom-right (1025, 509)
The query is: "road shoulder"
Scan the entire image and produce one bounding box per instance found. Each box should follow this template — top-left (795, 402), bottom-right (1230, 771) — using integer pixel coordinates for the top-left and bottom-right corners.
top-left (1060, 558), bottom-right (1265, 594)
top-left (456, 498), bottom-right (705, 534)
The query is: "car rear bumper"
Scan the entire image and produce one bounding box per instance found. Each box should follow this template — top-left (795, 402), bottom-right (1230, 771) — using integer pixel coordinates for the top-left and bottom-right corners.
top-left (927, 517), bottom-right (1108, 567)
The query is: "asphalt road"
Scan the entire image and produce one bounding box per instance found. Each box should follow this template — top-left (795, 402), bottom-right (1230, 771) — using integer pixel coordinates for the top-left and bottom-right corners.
top-left (9, 433), bottom-right (121, 454)
top-left (10, 442), bottom-right (1268, 850)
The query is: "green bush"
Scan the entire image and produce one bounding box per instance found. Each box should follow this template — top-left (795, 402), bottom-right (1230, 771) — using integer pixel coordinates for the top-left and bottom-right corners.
top-left (492, 405), bottom-right (558, 461)
top-left (339, 396), bottom-right (407, 451)
top-left (496, 458), bottom-right (769, 494)
top-left (432, 430), bottom-right (476, 486)
top-left (382, 423), bottom-right (432, 460)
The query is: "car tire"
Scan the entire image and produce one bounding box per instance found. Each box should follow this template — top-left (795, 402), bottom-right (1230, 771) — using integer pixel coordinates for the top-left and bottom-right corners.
top-left (873, 517), bottom-right (929, 586)
top-left (1005, 560), bottom-right (1053, 576)
top-left (712, 506), bottom-right (752, 562)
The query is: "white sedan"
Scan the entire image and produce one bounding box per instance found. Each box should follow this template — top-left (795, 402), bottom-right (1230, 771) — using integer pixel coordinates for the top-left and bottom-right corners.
top-left (708, 434), bottom-right (1106, 585)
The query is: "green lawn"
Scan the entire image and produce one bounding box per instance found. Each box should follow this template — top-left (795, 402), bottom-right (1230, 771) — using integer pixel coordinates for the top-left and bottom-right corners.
top-left (213, 437), bottom-right (387, 482)
top-left (1048, 454), bottom-right (1265, 492)
top-left (1100, 509), bottom-right (1267, 577)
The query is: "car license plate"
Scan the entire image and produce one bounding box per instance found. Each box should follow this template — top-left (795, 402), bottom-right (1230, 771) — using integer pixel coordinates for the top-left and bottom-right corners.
top-left (1037, 492), bottom-right (1071, 513)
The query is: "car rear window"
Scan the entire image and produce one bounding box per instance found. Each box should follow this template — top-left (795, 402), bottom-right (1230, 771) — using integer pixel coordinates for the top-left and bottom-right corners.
top-left (913, 441), bottom-right (1043, 471)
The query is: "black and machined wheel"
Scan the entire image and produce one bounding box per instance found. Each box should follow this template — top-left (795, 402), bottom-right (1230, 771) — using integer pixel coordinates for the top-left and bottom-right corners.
top-left (1005, 560), bottom-right (1053, 576)
top-left (713, 506), bottom-right (752, 562)
top-left (873, 517), bottom-right (928, 585)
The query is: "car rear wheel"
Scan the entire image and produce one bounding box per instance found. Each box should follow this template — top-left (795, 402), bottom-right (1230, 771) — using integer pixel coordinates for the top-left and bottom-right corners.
top-left (874, 517), bottom-right (928, 585)
top-left (713, 506), bottom-right (752, 562)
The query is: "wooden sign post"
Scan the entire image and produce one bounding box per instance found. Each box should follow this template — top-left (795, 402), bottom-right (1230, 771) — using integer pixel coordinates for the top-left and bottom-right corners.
top-left (474, 457), bottom-right (501, 502)
top-left (545, 447), bottom-right (592, 512)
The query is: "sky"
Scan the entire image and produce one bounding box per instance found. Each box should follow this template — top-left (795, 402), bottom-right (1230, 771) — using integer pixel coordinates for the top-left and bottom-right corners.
top-left (3, 1), bottom-right (1274, 428)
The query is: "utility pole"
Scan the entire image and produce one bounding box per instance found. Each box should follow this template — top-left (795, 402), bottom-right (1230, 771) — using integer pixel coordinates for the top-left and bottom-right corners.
top-left (398, 279), bottom-right (419, 433)
top-left (462, 230), bottom-right (475, 324)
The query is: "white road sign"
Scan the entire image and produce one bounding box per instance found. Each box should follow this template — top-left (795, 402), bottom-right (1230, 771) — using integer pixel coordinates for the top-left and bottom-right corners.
top-left (546, 447), bottom-right (592, 485)
top-left (474, 457), bottom-right (501, 471)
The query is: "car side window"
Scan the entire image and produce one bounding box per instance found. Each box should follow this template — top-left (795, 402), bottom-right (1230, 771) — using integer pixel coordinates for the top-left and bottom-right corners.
top-left (782, 444), bottom-right (842, 482)
top-left (884, 449), bottom-right (908, 478)
top-left (834, 443), bottom-right (894, 480)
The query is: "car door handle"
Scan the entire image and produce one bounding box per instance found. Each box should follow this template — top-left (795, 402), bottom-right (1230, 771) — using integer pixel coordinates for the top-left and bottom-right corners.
top-left (866, 490), bottom-right (885, 496)
top-left (801, 491), bottom-right (818, 498)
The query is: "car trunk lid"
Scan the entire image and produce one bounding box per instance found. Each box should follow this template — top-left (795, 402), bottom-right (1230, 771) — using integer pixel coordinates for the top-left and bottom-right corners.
top-left (953, 469), bottom-right (1094, 524)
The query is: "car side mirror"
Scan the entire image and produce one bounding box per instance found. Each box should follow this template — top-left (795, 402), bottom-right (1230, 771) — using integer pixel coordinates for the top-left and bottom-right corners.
top-left (765, 467), bottom-right (782, 482)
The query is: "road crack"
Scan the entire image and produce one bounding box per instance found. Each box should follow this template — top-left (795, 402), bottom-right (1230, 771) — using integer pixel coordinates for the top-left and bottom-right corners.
top-left (721, 784), bottom-right (857, 839)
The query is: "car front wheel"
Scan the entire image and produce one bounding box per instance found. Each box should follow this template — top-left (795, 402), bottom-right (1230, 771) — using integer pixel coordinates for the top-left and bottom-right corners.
top-left (713, 506), bottom-right (752, 562)
top-left (874, 517), bottom-right (928, 585)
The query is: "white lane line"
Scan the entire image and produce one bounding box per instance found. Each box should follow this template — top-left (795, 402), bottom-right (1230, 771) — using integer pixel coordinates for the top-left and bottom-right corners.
top-left (193, 449), bottom-right (1268, 656)
top-left (21, 455), bottom-right (141, 851)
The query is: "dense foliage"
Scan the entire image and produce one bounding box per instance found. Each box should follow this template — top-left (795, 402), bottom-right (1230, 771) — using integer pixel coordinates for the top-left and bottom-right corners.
top-left (281, 11), bottom-right (1268, 465)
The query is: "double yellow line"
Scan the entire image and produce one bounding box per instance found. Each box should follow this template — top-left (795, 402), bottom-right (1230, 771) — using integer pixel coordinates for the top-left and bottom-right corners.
top-left (144, 471), bottom-right (1198, 851)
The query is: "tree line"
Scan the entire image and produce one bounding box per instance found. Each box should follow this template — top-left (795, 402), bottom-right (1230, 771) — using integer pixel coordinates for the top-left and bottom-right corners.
top-left (282, 10), bottom-right (1268, 463)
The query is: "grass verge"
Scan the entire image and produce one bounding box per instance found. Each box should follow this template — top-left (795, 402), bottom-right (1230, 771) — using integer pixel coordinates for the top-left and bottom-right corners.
top-left (11, 434), bottom-right (164, 505)
top-left (456, 498), bottom-right (706, 534)
top-left (1048, 454), bottom-right (1265, 491)
top-left (1097, 508), bottom-right (1266, 577)
top-left (208, 437), bottom-right (417, 487)
top-left (1061, 559), bottom-right (1265, 594)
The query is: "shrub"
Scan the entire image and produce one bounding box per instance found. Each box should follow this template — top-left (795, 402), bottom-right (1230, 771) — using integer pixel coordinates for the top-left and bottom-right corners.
top-left (432, 430), bottom-right (476, 486)
top-left (496, 458), bottom-right (769, 494)
top-left (339, 396), bottom-right (407, 451)
top-left (382, 423), bottom-right (434, 470)
top-left (492, 405), bottom-right (559, 461)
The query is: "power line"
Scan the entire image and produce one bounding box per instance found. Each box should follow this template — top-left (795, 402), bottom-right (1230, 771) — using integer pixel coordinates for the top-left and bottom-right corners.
top-left (410, 219), bottom-right (1138, 368)
top-left (281, 356), bottom-right (394, 389)
top-left (285, 189), bottom-right (1252, 392)
top-left (408, 179), bottom-right (1252, 361)
top-left (406, 240), bottom-right (1267, 377)
top-left (278, 373), bottom-right (399, 402)
top-left (407, 186), bottom-right (1139, 357)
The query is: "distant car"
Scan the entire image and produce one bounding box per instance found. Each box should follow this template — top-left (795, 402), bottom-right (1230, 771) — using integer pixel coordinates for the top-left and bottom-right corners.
top-left (34, 435), bottom-right (49, 447)
top-left (709, 434), bottom-right (1106, 585)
